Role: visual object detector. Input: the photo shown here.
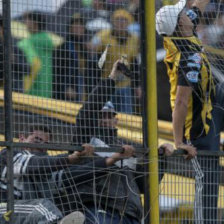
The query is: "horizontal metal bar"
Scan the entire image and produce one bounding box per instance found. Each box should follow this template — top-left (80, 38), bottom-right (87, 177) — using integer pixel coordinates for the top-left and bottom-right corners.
top-left (173, 149), bottom-right (224, 157)
top-left (0, 141), bottom-right (148, 153)
top-left (1, 141), bottom-right (222, 156)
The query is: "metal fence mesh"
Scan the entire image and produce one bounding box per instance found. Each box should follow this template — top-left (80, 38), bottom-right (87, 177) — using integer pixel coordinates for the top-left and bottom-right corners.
top-left (1, 0), bottom-right (145, 223)
top-left (156, 0), bottom-right (224, 223)
top-left (160, 154), bottom-right (224, 224)
top-left (0, 0), bottom-right (224, 223)
top-left (0, 0), bottom-right (142, 146)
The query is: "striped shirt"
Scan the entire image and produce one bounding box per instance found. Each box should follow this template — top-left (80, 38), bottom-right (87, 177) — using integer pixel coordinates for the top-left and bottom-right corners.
top-left (163, 36), bottom-right (215, 140)
top-left (0, 149), bottom-right (69, 200)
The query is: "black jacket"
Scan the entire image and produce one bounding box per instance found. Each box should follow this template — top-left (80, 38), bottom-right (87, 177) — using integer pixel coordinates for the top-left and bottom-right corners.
top-left (74, 156), bottom-right (143, 221)
top-left (0, 148), bottom-right (108, 203)
top-left (73, 78), bottom-right (119, 145)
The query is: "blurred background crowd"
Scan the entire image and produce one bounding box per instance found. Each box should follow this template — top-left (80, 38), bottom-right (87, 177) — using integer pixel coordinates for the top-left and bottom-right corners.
top-left (0, 0), bottom-right (223, 118)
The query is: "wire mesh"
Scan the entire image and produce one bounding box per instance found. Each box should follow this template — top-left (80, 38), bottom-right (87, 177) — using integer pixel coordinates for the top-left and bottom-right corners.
top-left (0, 146), bottom-right (148, 224)
top-left (0, 0), bottom-right (142, 147)
top-left (0, 0), bottom-right (3, 142)
top-left (0, 0), bottom-right (145, 223)
top-left (159, 154), bottom-right (223, 224)
top-left (156, 0), bottom-right (224, 223)
top-left (0, 0), bottom-right (224, 223)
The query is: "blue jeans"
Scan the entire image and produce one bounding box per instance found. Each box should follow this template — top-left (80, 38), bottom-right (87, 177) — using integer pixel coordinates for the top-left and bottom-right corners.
top-left (190, 82), bottom-right (224, 224)
top-left (84, 207), bottom-right (140, 224)
top-left (112, 87), bottom-right (133, 114)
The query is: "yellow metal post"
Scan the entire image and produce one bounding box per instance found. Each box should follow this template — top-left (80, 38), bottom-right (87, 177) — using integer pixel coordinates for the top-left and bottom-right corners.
top-left (145, 0), bottom-right (160, 223)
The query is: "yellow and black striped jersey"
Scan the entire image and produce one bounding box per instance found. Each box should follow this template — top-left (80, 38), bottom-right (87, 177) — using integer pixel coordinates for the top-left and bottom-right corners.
top-left (163, 36), bottom-right (215, 141)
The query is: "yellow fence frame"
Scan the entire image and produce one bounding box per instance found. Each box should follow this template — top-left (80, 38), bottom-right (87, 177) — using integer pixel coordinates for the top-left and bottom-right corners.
top-left (145, 0), bottom-right (160, 223)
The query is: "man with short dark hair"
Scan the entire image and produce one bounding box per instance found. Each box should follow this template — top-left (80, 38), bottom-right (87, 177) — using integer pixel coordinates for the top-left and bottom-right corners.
top-left (156, 0), bottom-right (223, 223)
top-left (0, 123), bottom-right (134, 224)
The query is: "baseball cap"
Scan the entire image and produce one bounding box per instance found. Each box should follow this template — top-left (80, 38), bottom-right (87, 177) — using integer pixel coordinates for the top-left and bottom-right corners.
top-left (101, 101), bottom-right (117, 115)
top-left (112, 9), bottom-right (134, 25)
top-left (156, 0), bottom-right (187, 36)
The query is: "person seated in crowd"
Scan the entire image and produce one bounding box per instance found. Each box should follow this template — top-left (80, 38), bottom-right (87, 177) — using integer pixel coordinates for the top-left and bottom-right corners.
top-left (18, 11), bottom-right (54, 98)
top-left (86, 9), bottom-right (140, 114)
top-left (126, 0), bottom-right (140, 38)
top-left (84, 0), bottom-right (111, 37)
top-left (53, 13), bottom-right (87, 102)
top-left (0, 15), bottom-right (29, 92)
top-left (72, 60), bottom-right (196, 224)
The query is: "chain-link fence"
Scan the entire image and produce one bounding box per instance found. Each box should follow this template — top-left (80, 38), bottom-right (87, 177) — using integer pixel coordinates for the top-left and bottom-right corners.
top-left (156, 0), bottom-right (224, 223)
top-left (160, 152), bottom-right (224, 224)
top-left (0, 0), bottom-right (147, 223)
top-left (1, 0), bottom-right (224, 223)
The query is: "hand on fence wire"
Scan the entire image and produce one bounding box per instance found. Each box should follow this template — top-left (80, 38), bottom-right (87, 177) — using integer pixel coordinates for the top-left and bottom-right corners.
top-left (178, 143), bottom-right (197, 160)
top-left (105, 145), bottom-right (135, 166)
top-left (68, 144), bottom-right (94, 164)
top-left (158, 143), bottom-right (174, 156)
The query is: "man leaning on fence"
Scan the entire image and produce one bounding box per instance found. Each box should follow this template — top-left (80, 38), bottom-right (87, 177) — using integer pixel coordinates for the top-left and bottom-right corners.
top-left (0, 124), bottom-right (137, 224)
top-left (156, 0), bottom-right (224, 223)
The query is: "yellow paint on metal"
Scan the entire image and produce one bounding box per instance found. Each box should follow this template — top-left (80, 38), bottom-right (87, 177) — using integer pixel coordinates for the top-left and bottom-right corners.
top-left (160, 173), bottom-right (224, 208)
top-left (3, 210), bottom-right (12, 221)
top-left (145, 0), bottom-right (160, 223)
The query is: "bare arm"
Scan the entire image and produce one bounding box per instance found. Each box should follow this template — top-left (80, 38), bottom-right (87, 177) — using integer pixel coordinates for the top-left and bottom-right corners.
top-left (173, 86), bottom-right (197, 159)
top-left (173, 86), bottom-right (192, 147)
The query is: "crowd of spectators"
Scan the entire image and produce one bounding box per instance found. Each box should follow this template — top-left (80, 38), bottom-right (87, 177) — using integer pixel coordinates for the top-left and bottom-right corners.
top-left (0, 0), bottom-right (141, 114)
top-left (0, 3), bottom-right (143, 222)
top-left (0, 0), bottom-right (223, 115)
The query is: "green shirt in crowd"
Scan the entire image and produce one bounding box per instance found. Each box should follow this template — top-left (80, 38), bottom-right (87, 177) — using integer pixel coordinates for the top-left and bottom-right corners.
top-left (18, 32), bottom-right (54, 98)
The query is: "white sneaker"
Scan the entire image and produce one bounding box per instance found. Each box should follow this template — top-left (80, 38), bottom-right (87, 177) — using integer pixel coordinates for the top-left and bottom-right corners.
top-left (59, 211), bottom-right (85, 224)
